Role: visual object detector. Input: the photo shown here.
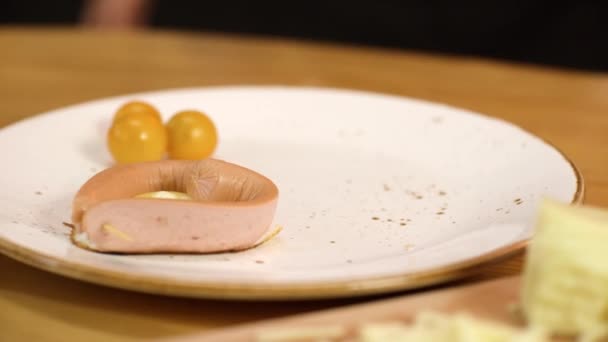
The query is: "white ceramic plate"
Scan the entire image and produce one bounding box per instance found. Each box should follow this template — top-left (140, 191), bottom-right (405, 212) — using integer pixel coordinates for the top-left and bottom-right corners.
top-left (0, 86), bottom-right (582, 300)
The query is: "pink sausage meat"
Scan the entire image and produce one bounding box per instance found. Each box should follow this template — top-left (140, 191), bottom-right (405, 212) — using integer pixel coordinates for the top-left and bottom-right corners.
top-left (71, 159), bottom-right (279, 253)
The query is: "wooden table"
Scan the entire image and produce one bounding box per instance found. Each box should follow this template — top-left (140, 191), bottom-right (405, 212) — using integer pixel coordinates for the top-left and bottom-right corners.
top-left (1, 27), bottom-right (607, 341)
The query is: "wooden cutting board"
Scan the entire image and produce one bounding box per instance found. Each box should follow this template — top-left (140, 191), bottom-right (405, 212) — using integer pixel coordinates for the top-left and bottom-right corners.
top-left (159, 276), bottom-right (524, 341)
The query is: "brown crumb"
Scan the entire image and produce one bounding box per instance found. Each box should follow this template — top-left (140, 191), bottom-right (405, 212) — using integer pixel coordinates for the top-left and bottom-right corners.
top-left (436, 211), bottom-right (445, 215)
top-left (438, 191), bottom-right (447, 196)
top-left (35, 191), bottom-right (42, 195)
top-left (255, 260), bottom-right (265, 264)
top-left (372, 216), bottom-right (380, 220)
top-left (387, 218), bottom-right (393, 222)
top-left (383, 184), bottom-right (391, 191)
top-left (400, 223), bottom-right (407, 226)
top-left (62, 221), bottom-right (75, 229)
top-left (155, 216), bottom-right (168, 224)
top-left (330, 240), bottom-right (336, 244)
top-left (507, 302), bottom-right (526, 325)
top-left (514, 198), bottom-right (523, 205)
top-left (405, 190), bottom-right (423, 199)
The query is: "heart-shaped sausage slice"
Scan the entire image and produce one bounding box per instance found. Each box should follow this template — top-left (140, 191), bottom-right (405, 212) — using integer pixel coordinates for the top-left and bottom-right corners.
top-left (71, 159), bottom-right (279, 253)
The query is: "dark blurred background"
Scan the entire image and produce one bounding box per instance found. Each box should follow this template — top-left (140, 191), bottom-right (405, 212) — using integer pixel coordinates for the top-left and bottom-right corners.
top-left (2, 0), bottom-right (607, 72)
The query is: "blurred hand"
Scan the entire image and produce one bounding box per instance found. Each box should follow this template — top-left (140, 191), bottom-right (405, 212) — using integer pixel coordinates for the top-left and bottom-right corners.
top-left (81, 0), bottom-right (154, 28)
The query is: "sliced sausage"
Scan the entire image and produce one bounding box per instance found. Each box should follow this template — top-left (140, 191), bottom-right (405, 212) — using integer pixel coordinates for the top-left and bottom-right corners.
top-left (71, 159), bottom-right (279, 253)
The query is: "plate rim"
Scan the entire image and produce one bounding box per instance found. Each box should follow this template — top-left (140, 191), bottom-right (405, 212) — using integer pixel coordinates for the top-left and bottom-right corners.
top-left (0, 86), bottom-right (585, 300)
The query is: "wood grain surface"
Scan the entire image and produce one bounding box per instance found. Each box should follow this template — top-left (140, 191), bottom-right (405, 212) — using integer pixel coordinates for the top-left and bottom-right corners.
top-left (161, 276), bottom-right (523, 341)
top-left (1, 26), bottom-right (607, 341)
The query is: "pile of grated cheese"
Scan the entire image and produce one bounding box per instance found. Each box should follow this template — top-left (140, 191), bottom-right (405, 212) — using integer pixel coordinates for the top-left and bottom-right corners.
top-left (256, 312), bottom-right (546, 341)
top-left (522, 199), bottom-right (608, 339)
top-left (358, 311), bottom-right (545, 342)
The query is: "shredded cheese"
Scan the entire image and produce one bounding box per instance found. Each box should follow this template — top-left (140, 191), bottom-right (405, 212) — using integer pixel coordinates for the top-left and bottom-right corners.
top-left (522, 199), bottom-right (608, 339)
top-left (102, 223), bottom-right (133, 241)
